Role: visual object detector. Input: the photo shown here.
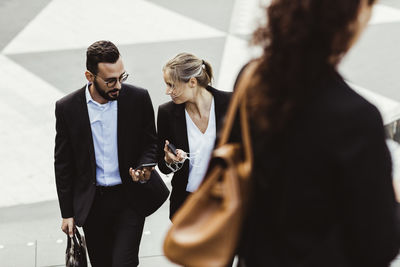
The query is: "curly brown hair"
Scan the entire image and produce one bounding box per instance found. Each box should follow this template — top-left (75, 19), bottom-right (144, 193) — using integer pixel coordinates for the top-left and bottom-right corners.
top-left (248, 0), bottom-right (376, 132)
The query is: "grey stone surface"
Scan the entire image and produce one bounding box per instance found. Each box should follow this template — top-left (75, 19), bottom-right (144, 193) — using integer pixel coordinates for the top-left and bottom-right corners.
top-left (1, 0), bottom-right (400, 266)
top-left (7, 48), bottom-right (87, 94)
top-left (340, 22), bottom-right (400, 101)
top-left (0, 200), bottom-right (62, 267)
top-left (0, 0), bottom-right (52, 51)
top-left (381, 0), bottom-right (400, 9)
top-left (7, 37), bottom-right (227, 115)
top-left (146, 0), bottom-right (235, 32)
top-left (0, 195), bottom-right (178, 267)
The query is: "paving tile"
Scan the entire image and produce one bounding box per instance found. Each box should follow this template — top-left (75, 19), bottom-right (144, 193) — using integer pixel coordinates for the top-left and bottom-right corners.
top-left (340, 22), bottom-right (400, 101)
top-left (146, 0), bottom-right (235, 32)
top-left (2, 0), bottom-right (224, 54)
top-left (0, 55), bottom-right (61, 207)
top-left (7, 37), bottom-right (227, 113)
top-left (370, 4), bottom-right (400, 24)
top-left (0, 192), bottom-right (177, 267)
top-left (229, 0), bottom-right (267, 35)
top-left (139, 255), bottom-right (179, 267)
top-left (0, 242), bottom-right (37, 267)
top-left (381, 0), bottom-right (400, 9)
top-left (0, 0), bottom-right (400, 265)
top-left (0, 0), bottom-right (52, 51)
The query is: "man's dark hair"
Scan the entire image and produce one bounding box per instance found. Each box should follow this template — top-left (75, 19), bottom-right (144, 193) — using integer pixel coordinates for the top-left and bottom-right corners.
top-left (86, 40), bottom-right (120, 75)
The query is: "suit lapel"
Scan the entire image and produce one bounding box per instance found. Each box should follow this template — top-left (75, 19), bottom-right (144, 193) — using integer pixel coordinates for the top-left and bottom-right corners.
top-left (117, 86), bottom-right (128, 168)
top-left (77, 87), bottom-right (96, 180)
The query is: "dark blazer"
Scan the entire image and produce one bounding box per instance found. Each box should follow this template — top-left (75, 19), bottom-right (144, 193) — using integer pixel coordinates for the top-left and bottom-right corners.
top-left (157, 86), bottom-right (232, 219)
top-left (54, 84), bottom-right (157, 226)
top-left (236, 70), bottom-right (400, 266)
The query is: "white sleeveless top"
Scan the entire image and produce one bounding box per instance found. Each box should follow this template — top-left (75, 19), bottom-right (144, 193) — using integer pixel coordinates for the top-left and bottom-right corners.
top-left (185, 97), bottom-right (216, 192)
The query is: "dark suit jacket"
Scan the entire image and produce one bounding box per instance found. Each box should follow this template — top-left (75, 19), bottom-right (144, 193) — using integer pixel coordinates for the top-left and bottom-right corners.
top-left (156, 86), bottom-right (232, 219)
top-left (235, 70), bottom-right (400, 266)
top-left (54, 84), bottom-right (157, 226)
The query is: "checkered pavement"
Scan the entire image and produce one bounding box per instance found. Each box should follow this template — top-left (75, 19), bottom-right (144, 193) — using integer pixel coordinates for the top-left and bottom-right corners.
top-left (0, 0), bottom-right (399, 213)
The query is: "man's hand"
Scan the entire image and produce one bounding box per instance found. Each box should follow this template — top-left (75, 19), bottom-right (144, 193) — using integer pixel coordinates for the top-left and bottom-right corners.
top-left (393, 180), bottom-right (400, 203)
top-left (61, 217), bottom-right (75, 237)
top-left (129, 167), bottom-right (154, 183)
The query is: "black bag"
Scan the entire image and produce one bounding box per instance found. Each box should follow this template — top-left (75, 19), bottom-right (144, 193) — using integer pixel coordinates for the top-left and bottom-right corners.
top-left (66, 228), bottom-right (88, 267)
top-left (133, 170), bottom-right (170, 217)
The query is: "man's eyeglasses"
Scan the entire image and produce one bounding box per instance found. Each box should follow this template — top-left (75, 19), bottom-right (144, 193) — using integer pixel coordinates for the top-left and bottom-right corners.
top-left (95, 72), bottom-right (129, 88)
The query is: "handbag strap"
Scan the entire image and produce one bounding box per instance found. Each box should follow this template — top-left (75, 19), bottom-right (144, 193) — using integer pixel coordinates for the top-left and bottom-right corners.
top-left (217, 61), bottom-right (259, 166)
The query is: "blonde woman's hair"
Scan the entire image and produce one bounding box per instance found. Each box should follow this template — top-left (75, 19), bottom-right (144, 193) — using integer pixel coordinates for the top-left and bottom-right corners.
top-left (163, 53), bottom-right (213, 87)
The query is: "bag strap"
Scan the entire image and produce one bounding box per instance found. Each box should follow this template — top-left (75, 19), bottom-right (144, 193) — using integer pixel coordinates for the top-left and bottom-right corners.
top-left (68, 227), bottom-right (84, 247)
top-left (217, 61), bottom-right (259, 166)
top-left (67, 233), bottom-right (72, 249)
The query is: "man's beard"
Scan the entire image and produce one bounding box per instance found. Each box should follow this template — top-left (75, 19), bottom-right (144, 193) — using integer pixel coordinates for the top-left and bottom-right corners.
top-left (93, 79), bottom-right (120, 101)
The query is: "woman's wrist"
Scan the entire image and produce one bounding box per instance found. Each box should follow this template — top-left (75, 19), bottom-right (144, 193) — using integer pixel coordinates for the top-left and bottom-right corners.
top-left (164, 156), bottom-right (173, 164)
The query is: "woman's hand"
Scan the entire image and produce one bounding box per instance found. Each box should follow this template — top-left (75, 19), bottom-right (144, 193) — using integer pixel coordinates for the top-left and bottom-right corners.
top-left (164, 140), bottom-right (186, 164)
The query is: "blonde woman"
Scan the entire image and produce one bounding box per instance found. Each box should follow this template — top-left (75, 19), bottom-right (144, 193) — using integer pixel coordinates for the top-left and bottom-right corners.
top-left (157, 53), bottom-right (232, 220)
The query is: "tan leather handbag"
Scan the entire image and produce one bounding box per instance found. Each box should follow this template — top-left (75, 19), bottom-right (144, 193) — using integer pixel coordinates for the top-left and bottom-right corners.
top-left (163, 62), bottom-right (257, 267)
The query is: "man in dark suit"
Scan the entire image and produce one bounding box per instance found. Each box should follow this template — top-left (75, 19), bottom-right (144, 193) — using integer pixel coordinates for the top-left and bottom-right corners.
top-left (54, 40), bottom-right (158, 267)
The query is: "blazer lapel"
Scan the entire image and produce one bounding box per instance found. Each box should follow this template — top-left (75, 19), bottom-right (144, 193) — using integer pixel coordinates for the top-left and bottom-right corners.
top-left (173, 87), bottom-right (228, 151)
top-left (172, 103), bottom-right (190, 182)
top-left (173, 104), bottom-right (190, 154)
top-left (208, 86), bottom-right (228, 132)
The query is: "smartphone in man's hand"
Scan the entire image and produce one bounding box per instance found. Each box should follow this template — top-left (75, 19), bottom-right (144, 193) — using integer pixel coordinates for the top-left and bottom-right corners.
top-left (136, 162), bottom-right (157, 170)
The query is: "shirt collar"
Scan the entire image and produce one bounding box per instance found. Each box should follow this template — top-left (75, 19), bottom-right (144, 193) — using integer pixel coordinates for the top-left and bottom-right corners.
top-left (85, 83), bottom-right (94, 104)
top-left (85, 83), bottom-right (118, 108)
top-left (85, 83), bottom-right (111, 107)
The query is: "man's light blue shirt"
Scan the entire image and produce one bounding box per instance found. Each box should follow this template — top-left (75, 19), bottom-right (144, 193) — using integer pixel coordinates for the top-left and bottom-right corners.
top-left (85, 84), bottom-right (122, 186)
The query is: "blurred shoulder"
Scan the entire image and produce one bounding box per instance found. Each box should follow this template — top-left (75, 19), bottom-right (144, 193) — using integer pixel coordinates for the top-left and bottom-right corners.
top-left (315, 73), bottom-right (384, 137)
top-left (121, 83), bottom-right (149, 98)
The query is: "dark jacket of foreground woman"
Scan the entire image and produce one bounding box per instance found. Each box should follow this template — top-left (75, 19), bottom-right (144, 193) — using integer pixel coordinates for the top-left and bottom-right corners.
top-left (234, 70), bottom-right (400, 267)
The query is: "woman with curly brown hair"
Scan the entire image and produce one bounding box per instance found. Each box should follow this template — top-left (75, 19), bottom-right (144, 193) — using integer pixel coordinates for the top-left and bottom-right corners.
top-left (234, 0), bottom-right (400, 266)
